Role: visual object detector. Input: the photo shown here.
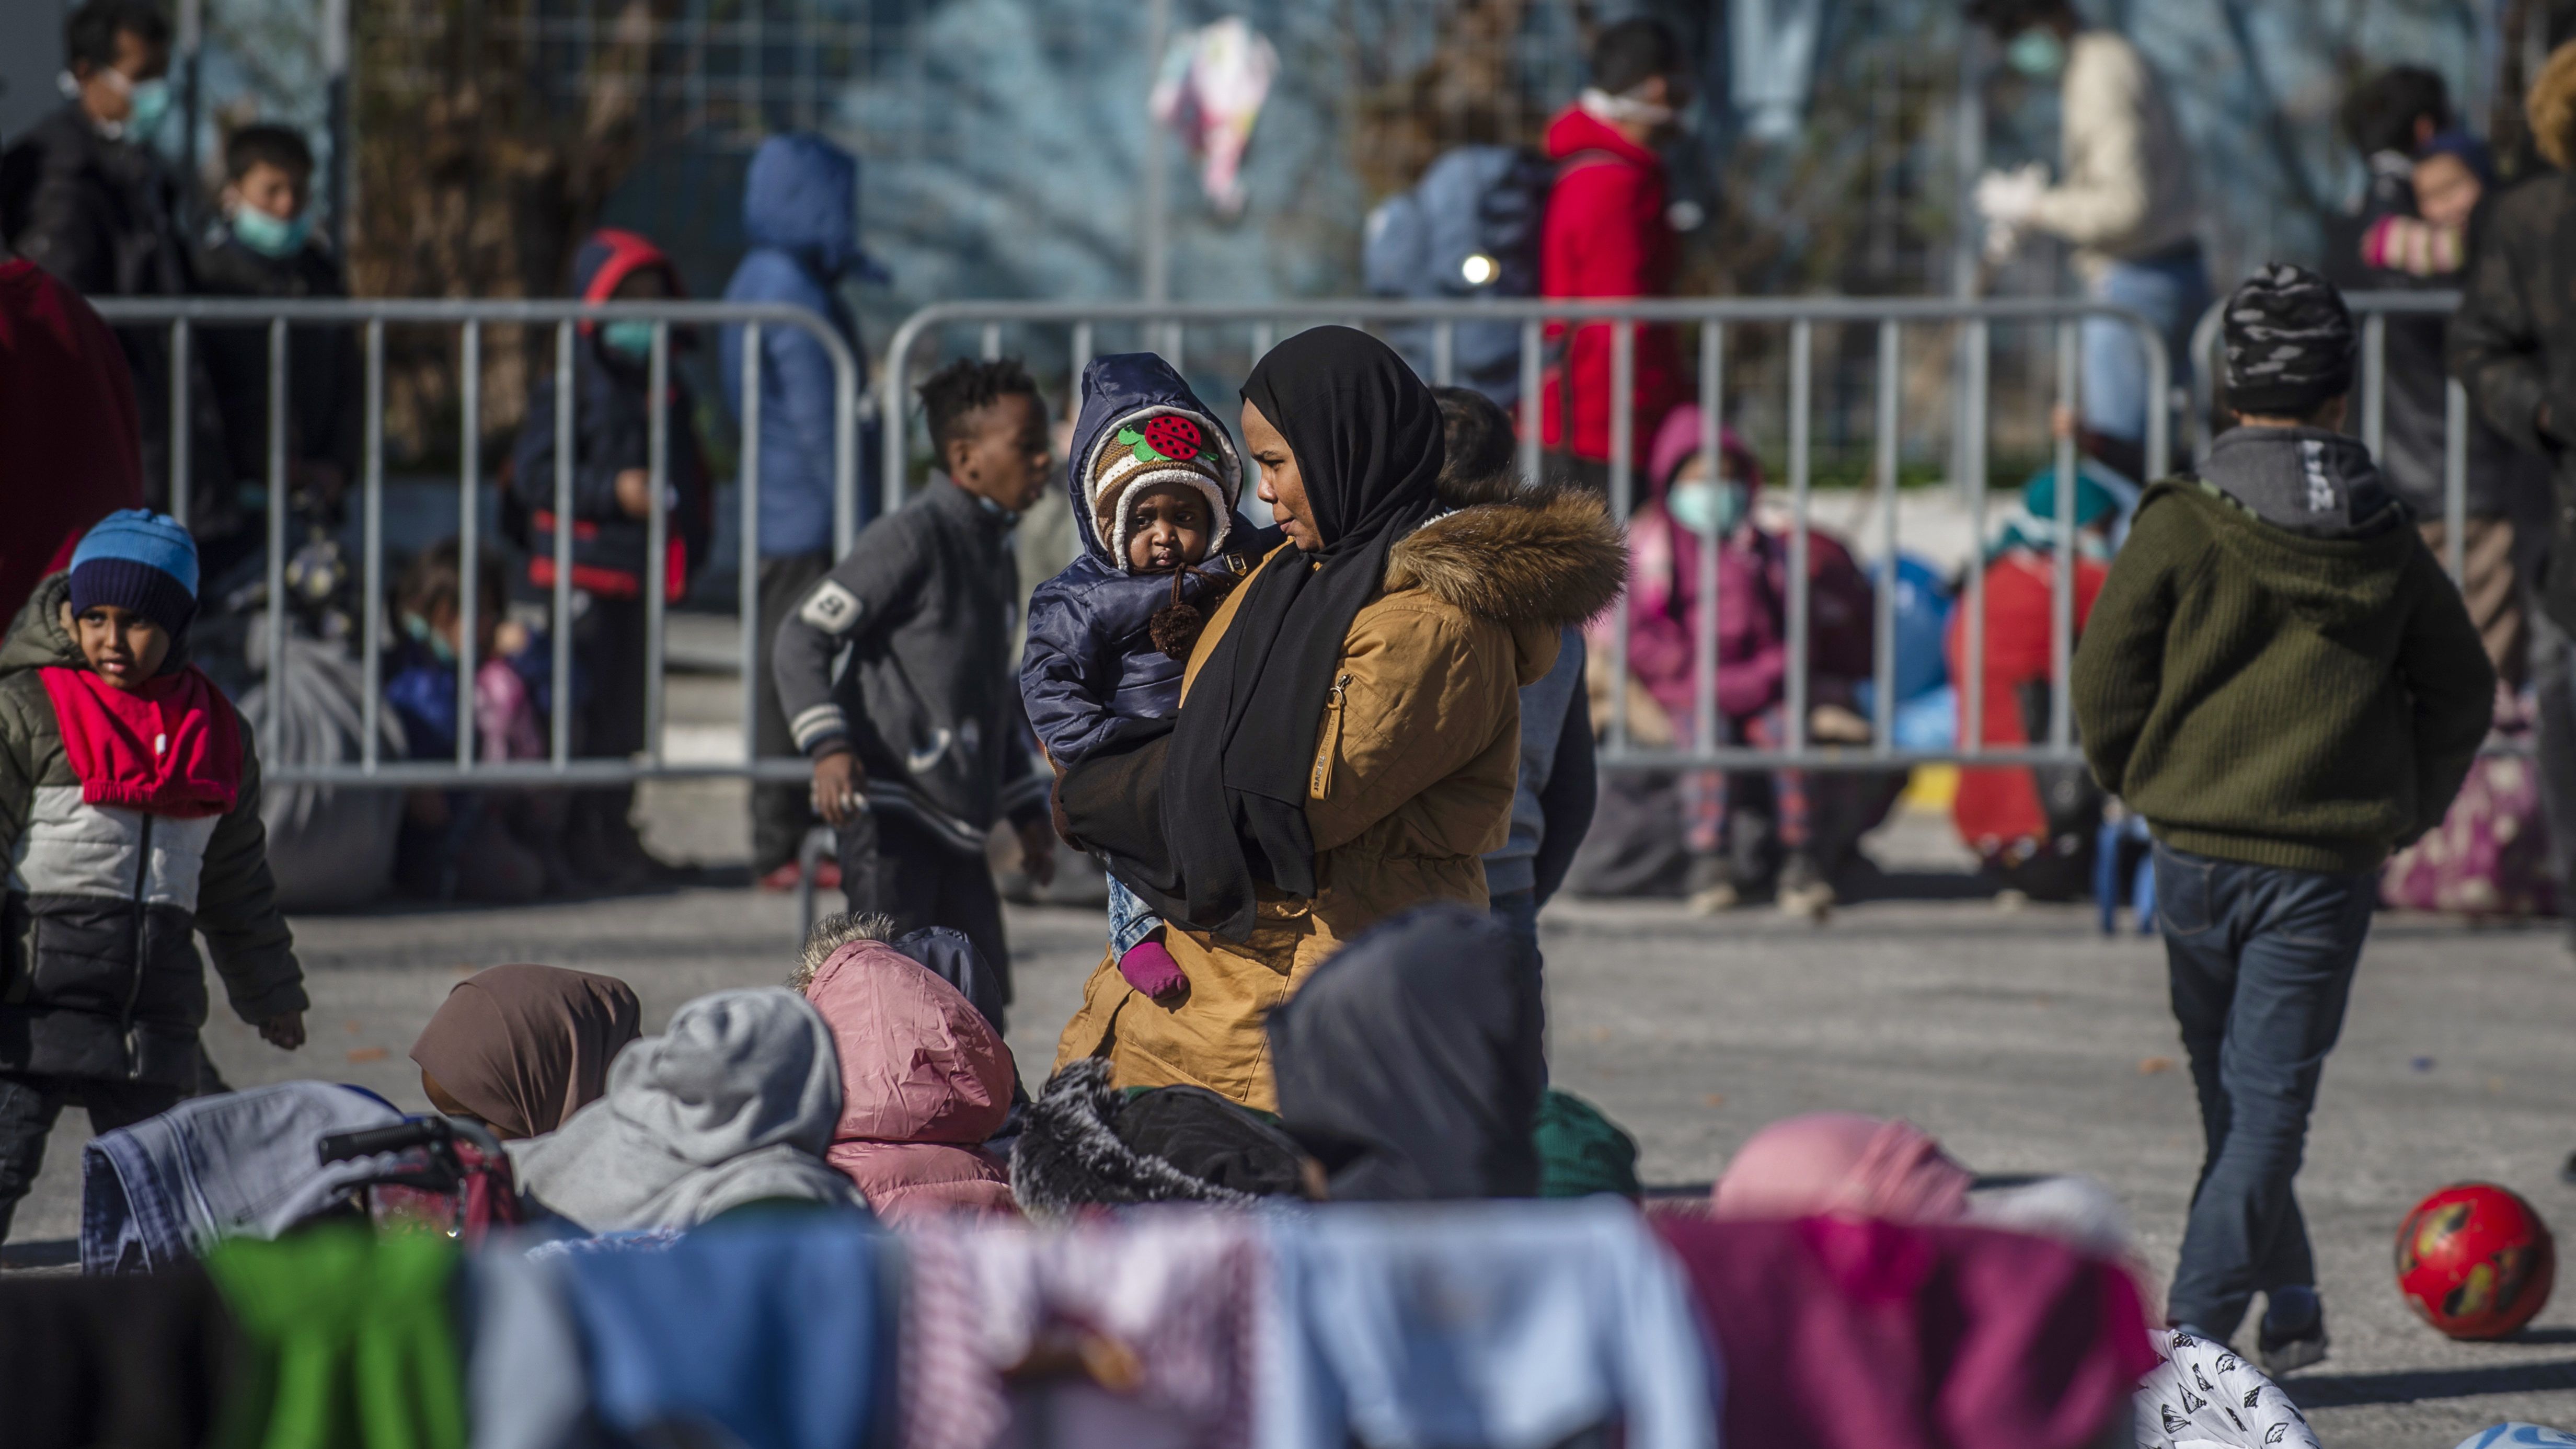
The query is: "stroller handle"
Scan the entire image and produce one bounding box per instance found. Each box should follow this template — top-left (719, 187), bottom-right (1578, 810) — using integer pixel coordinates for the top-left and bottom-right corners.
top-left (317, 1117), bottom-right (453, 1165)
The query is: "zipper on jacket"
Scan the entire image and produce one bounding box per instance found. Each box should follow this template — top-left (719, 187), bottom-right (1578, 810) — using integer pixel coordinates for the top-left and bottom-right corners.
top-left (122, 812), bottom-right (152, 1074)
top-left (1310, 674), bottom-right (1352, 800)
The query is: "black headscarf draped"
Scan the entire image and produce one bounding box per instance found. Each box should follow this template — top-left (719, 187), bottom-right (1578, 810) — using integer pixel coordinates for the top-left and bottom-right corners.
top-left (1056, 326), bottom-right (1444, 940)
top-left (1266, 904), bottom-right (1544, 1201)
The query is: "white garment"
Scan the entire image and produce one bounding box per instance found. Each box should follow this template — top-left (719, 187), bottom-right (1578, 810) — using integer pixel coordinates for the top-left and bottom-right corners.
top-left (2134, 1329), bottom-right (2318, 1449)
top-left (2022, 30), bottom-right (2202, 274)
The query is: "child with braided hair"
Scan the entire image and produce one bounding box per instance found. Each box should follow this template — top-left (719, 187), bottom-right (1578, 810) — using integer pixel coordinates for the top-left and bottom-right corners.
top-left (1020, 354), bottom-right (1276, 1002)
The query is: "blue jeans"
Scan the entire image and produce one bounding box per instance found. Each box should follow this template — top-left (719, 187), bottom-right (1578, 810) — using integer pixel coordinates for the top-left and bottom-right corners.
top-left (2083, 249), bottom-right (2210, 449)
top-left (2155, 842), bottom-right (2374, 1338)
top-left (1106, 872), bottom-right (1162, 958)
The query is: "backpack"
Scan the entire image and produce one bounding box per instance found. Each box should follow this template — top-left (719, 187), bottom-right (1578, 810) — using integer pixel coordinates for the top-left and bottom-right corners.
top-left (1364, 145), bottom-right (1554, 404)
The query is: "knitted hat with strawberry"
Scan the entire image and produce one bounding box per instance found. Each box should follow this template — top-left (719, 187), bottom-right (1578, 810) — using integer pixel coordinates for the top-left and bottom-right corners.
top-left (1086, 407), bottom-right (1240, 572)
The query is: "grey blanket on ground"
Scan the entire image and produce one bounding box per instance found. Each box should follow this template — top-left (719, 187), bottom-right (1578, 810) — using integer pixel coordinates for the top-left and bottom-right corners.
top-left (508, 987), bottom-right (864, 1232)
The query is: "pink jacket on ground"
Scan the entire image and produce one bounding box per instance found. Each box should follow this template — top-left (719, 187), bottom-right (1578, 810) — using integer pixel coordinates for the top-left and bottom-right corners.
top-left (803, 939), bottom-right (1018, 1223)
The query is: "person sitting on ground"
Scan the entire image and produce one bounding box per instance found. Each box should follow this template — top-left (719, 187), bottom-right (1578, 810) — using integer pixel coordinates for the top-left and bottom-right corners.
top-left (190, 122), bottom-right (361, 590)
top-left (408, 963), bottom-right (640, 1141)
top-left (1947, 466), bottom-right (2120, 902)
top-left (508, 987), bottom-right (862, 1233)
top-left (790, 912), bottom-right (1018, 1223)
top-left (774, 358), bottom-right (1059, 1014)
top-left (1590, 405), bottom-right (1882, 921)
top-left (1010, 1056), bottom-right (1314, 1216)
top-left (2075, 264), bottom-right (2494, 1373)
top-left (384, 539), bottom-right (569, 902)
top-left (1021, 354), bottom-right (1273, 1004)
top-left (1266, 903), bottom-right (1545, 1201)
top-left (0, 511), bottom-right (308, 1243)
top-left (509, 227), bottom-right (714, 890)
top-left (1431, 386), bottom-right (1596, 965)
top-left (1711, 1111), bottom-right (2133, 1257)
top-left (1050, 327), bottom-right (1624, 1112)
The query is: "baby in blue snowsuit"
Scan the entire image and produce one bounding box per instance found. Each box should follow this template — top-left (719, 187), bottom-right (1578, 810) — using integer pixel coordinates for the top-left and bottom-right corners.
top-left (1020, 354), bottom-right (1271, 999)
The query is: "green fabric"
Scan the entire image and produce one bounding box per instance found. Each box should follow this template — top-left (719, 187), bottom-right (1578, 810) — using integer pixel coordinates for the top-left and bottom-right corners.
top-left (1533, 1088), bottom-right (1641, 1199)
top-left (2071, 480), bottom-right (2496, 873)
top-left (205, 1227), bottom-right (466, 1449)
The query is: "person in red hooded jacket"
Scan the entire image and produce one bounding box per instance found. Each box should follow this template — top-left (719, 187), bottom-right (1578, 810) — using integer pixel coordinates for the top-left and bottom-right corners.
top-left (1538, 17), bottom-right (1694, 482)
top-left (0, 254), bottom-right (144, 629)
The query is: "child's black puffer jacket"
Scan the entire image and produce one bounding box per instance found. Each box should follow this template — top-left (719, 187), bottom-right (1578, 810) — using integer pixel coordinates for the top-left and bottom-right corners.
top-left (0, 573), bottom-right (305, 1086)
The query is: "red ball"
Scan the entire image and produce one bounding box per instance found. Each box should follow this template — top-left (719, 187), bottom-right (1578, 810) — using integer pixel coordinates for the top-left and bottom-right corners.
top-left (2395, 1182), bottom-right (2556, 1339)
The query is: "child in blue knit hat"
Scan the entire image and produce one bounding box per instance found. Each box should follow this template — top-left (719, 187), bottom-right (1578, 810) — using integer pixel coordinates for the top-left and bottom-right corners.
top-left (0, 509), bottom-right (307, 1242)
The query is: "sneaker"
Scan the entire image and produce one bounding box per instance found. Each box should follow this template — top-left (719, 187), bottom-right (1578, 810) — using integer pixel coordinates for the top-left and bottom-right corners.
top-left (1688, 881), bottom-right (1742, 915)
top-left (755, 859), bottom-right (842, 893)
top-left (2560, 1149), bottom-right (2576, 1187)
top-left (2257, 1286), bottom-right (2329, 1376)
top-left (1775, 852), bottom-right (1834, 923)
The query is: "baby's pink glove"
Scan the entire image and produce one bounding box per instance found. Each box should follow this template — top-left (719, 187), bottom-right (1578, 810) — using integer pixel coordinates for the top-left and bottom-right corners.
top-left (1117, 939), bottom-right (1187, 1000)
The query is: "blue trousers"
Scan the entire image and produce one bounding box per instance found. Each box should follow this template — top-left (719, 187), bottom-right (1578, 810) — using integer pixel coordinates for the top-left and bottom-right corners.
top-left (2083, 250), bottom-right (2210, 448)
top-left (2154, 842), bottom-right (2374, 1338)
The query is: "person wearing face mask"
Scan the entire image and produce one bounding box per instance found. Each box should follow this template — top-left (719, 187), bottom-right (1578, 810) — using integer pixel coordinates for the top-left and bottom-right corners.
top-left (0, 1), bottom-right (224, 530)
top-left (189, 124), bottom-right (362, 591)
top-left (719, 133), bottom-right (890, 893)
top-left (508, 228), bottom-right (715, 888)
top-left (1968, 0), bottom-right (2206, 459)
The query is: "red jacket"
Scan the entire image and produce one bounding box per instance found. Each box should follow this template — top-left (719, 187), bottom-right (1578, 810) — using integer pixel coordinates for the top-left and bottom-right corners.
top-left (1945, 549), bottom-right (2108, 856)
top-left (0, 259), bottom-right (143, 624)
top-left (1536, 105), bottom-right (1688, 464)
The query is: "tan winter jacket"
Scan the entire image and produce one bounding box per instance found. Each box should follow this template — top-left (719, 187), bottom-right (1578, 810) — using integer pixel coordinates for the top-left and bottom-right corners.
top-left (2026, 30), bottom-right (2201, 275)
top-left (1052, 486), bottom-right (1625, 1110)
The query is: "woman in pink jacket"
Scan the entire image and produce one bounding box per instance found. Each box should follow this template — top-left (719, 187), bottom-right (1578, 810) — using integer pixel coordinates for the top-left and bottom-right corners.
top-left (796, 926), bottom-right (1019, 1222)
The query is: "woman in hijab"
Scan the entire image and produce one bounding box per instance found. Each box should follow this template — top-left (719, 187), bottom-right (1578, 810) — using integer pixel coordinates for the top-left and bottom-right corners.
top-left (409, 963), bottom-right (642, 1140)
top-left (1052, 327), bottom-right (1623, 1110)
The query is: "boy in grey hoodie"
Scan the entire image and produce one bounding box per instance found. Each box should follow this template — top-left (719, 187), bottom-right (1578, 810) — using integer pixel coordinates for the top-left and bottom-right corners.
top-left (772, 359), bottom-right (1056, 1014)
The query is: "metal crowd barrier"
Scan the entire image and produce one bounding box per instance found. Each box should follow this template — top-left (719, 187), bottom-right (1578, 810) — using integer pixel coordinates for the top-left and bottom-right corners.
top-left (883, 296), bottom-right (2170, 774)
top-left (2189, 289), bottom-right (2471, 581)
top-left (91, 297), bottom-right (863, 788)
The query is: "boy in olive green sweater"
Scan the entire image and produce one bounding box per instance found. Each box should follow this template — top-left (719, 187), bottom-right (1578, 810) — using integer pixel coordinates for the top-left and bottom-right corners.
top-left (2073, 264), bottom-right (2493, 1372)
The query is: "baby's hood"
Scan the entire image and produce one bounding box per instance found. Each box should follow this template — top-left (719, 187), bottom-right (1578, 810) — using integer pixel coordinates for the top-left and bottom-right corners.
top-left (804, 939), bottom-right (1013, 1147)
top-left (1064, 352), bottom-right (1244, 565)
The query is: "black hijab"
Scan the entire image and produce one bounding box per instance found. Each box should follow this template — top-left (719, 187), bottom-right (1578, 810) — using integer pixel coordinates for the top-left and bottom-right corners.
top-left (1056, 327), bottom-right (1444, 939)
top-left (1266, 903), bottom-right (1544, 1201)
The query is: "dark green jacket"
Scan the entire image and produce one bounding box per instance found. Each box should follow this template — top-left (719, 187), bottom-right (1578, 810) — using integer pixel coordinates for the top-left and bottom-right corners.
top-left (2071, 480), bottom-right (2495, 873)
top-left (0, 573), bottom-right (304, 1085)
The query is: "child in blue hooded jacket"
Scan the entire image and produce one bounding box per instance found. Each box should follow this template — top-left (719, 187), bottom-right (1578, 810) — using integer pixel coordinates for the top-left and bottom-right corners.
top-left (1020, 355), bottom-right (1275, 999)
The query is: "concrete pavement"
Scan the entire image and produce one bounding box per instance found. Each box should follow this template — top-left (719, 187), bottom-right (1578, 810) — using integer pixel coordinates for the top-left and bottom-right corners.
top-left (6, 781), bottom-right (2573, 1446)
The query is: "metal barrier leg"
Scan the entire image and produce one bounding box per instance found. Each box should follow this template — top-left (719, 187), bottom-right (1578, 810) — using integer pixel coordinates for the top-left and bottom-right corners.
top-left (797, 824), bottom-right (837, 944)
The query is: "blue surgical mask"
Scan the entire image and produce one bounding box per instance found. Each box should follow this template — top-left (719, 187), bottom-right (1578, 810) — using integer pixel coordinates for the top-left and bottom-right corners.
top-left (231, 203), bottom-right (311, 259)
top-left (1665, 479), bottom-right (1746, 536)
top-left (600, 320), bottom-right (656, 361)
top-left (2005, 28), bottom-right (2066, 78)
top-left (119, 74), bottom-right (172, 139)
top-left (401, 612), bottom-right (456, 665)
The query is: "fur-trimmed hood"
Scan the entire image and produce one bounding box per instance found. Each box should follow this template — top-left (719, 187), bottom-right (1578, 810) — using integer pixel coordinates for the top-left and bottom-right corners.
top-left (1385, 481), bottom-right (1627, 631)
top-left (1010, 1059), bottom-right (1305, 1217)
